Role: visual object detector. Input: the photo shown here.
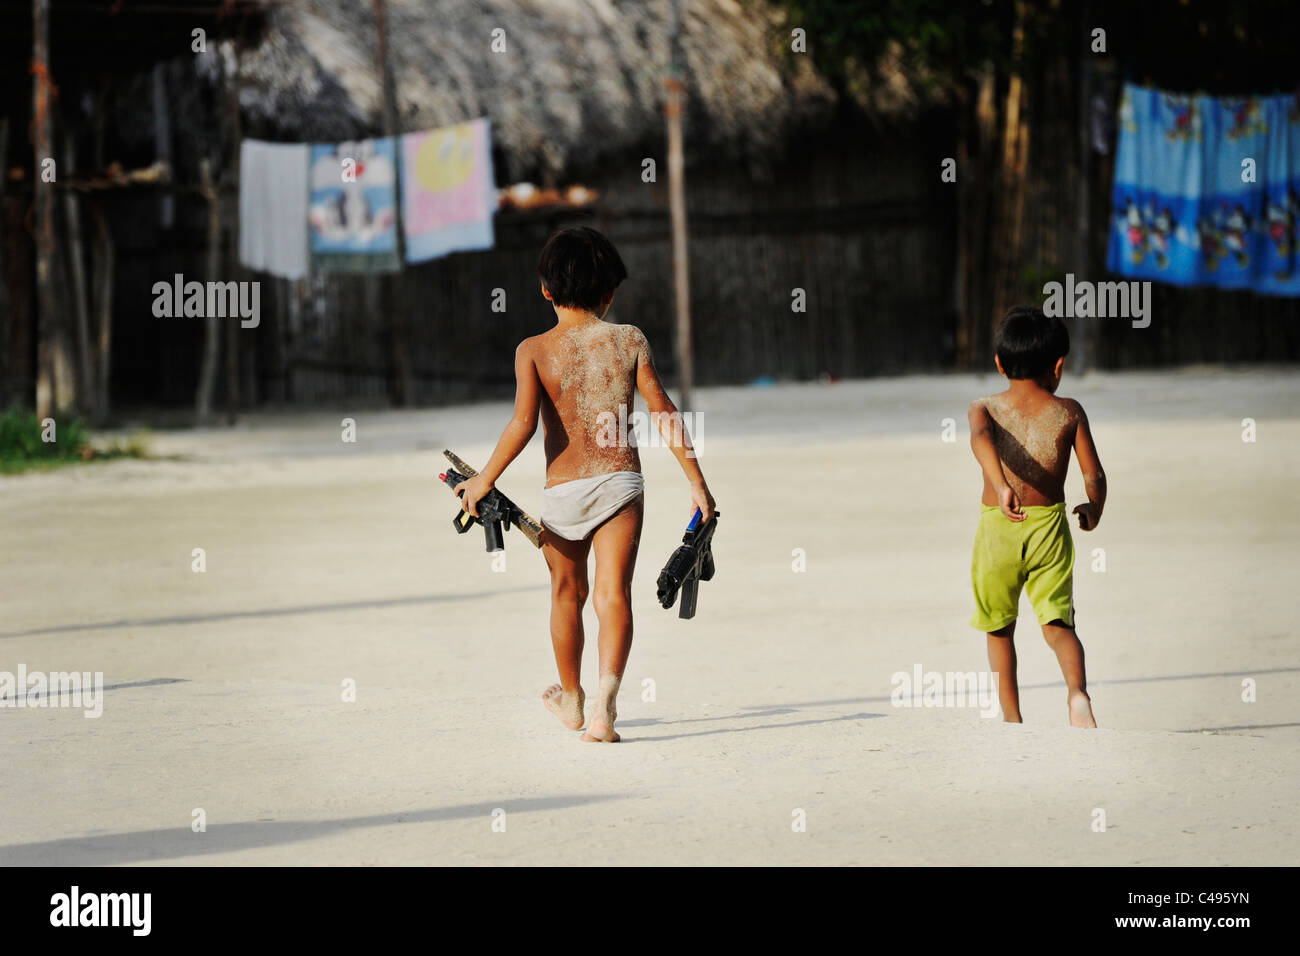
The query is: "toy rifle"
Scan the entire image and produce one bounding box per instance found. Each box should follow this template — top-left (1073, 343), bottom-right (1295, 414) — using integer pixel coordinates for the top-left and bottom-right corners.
top-left (656, 508), bottom-right (719, 619)
top-left (438, 449), bottom-right (543, 552)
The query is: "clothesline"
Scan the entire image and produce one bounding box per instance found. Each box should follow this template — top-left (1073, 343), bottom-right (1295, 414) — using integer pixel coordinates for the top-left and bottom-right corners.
top-left (1107, 84), bottom-right (1300, 297)
top-left (239, 117), bottom-right (496, 279)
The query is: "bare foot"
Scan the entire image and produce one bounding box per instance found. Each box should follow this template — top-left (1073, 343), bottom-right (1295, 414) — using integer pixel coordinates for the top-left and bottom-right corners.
top-left (580, 674), bottom-right (621, 742)
top-left (542, 684), bottom-right (585, 730)
top-left (1068, 691), bottom-right (1097, 728)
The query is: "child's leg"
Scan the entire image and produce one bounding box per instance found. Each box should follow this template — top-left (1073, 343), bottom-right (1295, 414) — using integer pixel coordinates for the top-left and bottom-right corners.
top-left (541, 530), bottom-right (591, 730)
top-left (582, 498), bottom-right (644, 742)
top-left (1041, 620), bottom-right (1097, 728)
top-left (986, 622), bottom-right (1022, 723)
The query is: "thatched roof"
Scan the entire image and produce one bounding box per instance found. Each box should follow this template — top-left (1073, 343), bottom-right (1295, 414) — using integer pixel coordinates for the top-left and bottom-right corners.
top-left (0, 0), bottom-right (268, 130)
top-left (200, 0), bottom-right (838, 182)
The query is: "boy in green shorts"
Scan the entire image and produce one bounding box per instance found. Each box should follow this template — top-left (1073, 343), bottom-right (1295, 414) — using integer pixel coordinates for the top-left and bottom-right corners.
top-left (967, 306), bottom-right (1106, 728)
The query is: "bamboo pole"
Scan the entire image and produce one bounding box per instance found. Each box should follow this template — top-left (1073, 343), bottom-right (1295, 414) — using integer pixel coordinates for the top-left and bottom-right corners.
top-left (666, 0), bottom-right (693, 412)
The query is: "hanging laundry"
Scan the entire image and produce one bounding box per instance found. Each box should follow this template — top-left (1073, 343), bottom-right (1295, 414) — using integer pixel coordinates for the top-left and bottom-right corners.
top-left (238, 140), bottom-right (310, 280)
top-left (308, 137), bottom-right (402, 273)
top-left (1108, 84), bottom-right (1300, 296)
top-left (400, 118), bottom-right (496, 264)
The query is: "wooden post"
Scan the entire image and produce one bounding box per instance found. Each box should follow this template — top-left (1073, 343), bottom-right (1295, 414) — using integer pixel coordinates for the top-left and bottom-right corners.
top-left (152, 64), bottom-right (174, 229)
top-left (61, 126), bottom-right (93, 404)
top-left (90, 202), bottom-right (114, 423)
top-left (3, 174), bottom-right (35, 409)
top-left (195, 159), bottom-right (222, 423)
top-left (0, 117), bottom-right (9, 398)
top-left (665, 0), bottom-right (693, 412)
top-left (1075, 0), bottom-right (1094, 372)
top-left (224, 203), bottom-right (240, 422)
top-left (223, 42), bottom-right (243, 424)
top-left (373, 0), bottom-right (415, 407)
top-left (32, 0), bottom-right (75, 419)
top-left (954, 86), bottom-right (971, 368)
top-left (89, 78), bottom-right (112, 422)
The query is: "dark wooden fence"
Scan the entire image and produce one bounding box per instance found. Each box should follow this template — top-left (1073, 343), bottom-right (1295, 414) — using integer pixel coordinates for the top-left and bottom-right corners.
top-left (15, 111), bottom-right (1299, 414)
top-left (238, 118), bottom-right (960, 407)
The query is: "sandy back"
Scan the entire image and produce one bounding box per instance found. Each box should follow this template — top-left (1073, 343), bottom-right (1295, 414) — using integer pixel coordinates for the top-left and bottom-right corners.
top-left (979, 393), bottom-right (1080, 506)
top-left (533, 320), bottom-right (644, 486)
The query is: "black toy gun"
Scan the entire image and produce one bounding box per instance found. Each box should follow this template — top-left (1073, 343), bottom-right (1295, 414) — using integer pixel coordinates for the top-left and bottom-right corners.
top-left (438, 449), bottom-right (543, 553)
top-left (656, 508), bottom-right (719, 619)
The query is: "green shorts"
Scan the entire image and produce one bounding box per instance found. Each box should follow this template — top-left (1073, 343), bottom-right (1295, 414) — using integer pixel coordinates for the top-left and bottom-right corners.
top-left (970, 503), bottom-right (1075, 632)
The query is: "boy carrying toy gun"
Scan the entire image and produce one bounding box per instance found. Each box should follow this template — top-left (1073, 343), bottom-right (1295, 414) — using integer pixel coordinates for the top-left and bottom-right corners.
top-left (657, 508), bottom-right (719, 619)
top-left (447, 227), bottom-right (716, 743)
top-left (438, 449), bottom-right (542, 553)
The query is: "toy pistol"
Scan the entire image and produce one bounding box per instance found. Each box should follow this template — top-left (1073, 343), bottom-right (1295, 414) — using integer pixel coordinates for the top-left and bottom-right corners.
top-left (656, 508), bottom-right (719, 619)
top-left (438, 449), bottom-right (543, 552)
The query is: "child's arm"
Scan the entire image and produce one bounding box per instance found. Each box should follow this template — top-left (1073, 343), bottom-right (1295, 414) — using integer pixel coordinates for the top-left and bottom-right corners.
top-left (634, 330), bottom-right (715, 522)
top-left (455, 341), bottom-right (542, 517)
top-left (1070, 402), bottom-right (1106, 531)
top-left (968, 401), bottom-right (1024, 521)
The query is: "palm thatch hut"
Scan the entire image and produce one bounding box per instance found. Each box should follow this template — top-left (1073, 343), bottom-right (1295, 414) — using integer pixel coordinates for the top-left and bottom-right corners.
top-left (206, 0), bottom-right (957, 407)
top-left (226, 0), bottom-right (837, 183)
top-left (2, 0), bottom-right (957, 414)
top-left (0, 0), bottom-right (270, 415)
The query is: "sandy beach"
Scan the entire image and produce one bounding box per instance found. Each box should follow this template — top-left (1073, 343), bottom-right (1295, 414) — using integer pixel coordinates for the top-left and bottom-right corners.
top-left (1, 369), bottom-right (1296, 865)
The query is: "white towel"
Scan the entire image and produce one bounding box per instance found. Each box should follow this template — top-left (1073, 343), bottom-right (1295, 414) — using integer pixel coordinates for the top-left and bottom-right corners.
top-left (541, 471), bottom-right (645, 541)
top-left (239, 140), bottom-right (309, 279)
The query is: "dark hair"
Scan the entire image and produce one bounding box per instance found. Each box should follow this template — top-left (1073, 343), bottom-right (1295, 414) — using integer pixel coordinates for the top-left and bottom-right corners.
top-left (537, 226), bottom-right (628, 312)
top-left (994, 306), bottom-right (1070, 379)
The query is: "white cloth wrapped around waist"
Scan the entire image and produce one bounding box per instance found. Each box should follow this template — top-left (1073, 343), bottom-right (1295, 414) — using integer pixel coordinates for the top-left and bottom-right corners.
top-left (540, 471), bottom-right (645, 541)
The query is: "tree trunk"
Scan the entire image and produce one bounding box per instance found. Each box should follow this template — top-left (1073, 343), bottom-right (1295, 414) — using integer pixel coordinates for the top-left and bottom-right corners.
top-left (954, 86), bottom-right (972, 367)
top-left (990, 1), bottom-right (1030, 344)
top-left (373, 0), bottom-right (414, 407)
top-left (959, 64), bottom-right (1001, 368)
top-left (32, 0), bottom-right (75, 419)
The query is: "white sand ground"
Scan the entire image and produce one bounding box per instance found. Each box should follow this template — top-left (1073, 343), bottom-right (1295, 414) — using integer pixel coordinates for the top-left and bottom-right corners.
top-left (0, 369), bottom-right (1296, 866)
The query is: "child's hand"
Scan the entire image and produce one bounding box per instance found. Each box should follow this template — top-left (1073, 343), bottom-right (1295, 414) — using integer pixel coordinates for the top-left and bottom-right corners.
top-left (999, 484), bottom-right (1025, 522)
top-left (1073, 502), bottom-right (1101, 531)
top-left (690, 481), bottom-right (716, 525)
top-left (454, 474), bottom-right (494, 518)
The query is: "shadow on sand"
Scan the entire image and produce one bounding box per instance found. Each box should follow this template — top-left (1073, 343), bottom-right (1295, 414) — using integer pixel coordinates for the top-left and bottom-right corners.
top-left (619, 711), bottom-right (884, 743)
top-left (0, 794), bottom-right (620, 866)
top-left (0, 586), bottom-right (549, 640)
top-left (740, 666), bottom-right (1300, 710)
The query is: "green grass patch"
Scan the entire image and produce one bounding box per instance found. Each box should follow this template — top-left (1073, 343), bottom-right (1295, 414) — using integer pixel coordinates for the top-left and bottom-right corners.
top-left (0, 405), bottom-right (155, 475)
